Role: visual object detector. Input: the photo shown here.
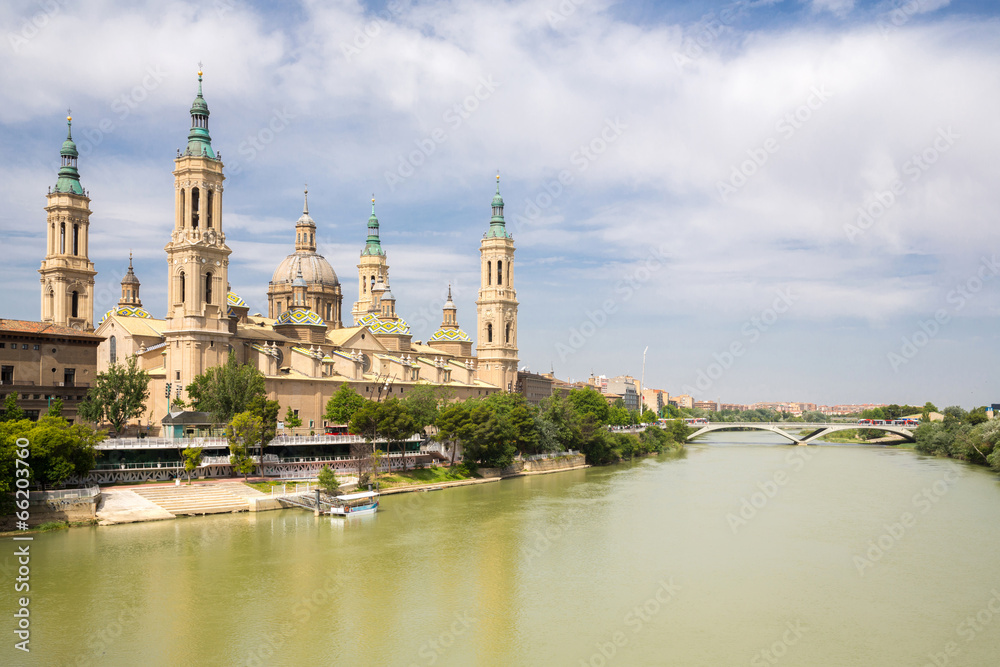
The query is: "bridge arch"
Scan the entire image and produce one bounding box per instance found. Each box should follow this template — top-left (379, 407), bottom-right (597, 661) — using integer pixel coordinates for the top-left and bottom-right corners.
top-left (684, 422), bottom-right (916, 445)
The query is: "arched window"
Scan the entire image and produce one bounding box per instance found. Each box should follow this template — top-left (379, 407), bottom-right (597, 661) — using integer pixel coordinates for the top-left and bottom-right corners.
top-left (179, 189), bottom-right (186, 227)
top-left (109, 336), bottom-right (117, 364)
top-left (72, 224), bottom-right (79, 255)
top-left (370, 275), bottom-right (375, 291)
top-left (206, 190), bottom-right (213, 228)
top-left (505, 322), bottom-right (511, 343)
top-left (507, 262), bottom-right (511, 286)
top-left (487, 261), bottom-right (492, 286)
top-left (46, 289), bottom-right (54, 319)
top-left (497, 260), bottom-right (503, 286)
top-left (179, 271), bottom-right (186, 303)
top-left (363, 278), bottom-right (367, 294)
top-left (191, 187), bottom-right (200, 228)
top-left (205, 272), bottom-right (213, 304)
top-left (71, 290), bottom-right (79, 318)
top-left (60, 223), bottom-right (66, 253)
top-left (487, 323), bottom-right (493, 343)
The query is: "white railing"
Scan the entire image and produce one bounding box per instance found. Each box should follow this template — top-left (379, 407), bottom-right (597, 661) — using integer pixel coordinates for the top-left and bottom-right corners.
top-left (98, 433), bottom-right (424, 450)
top-left (93, 461), bottom-right (182, 470)
top-left (30, 485), bottom-right (100, 501)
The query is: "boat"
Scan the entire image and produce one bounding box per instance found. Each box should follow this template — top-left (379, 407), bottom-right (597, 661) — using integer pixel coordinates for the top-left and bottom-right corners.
top-left (329, 490), bottom-right (379, 516)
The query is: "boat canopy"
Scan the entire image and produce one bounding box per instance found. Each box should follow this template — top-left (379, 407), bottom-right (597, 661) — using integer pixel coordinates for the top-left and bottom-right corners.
top-left (336, 491), bottom-right (379, 501)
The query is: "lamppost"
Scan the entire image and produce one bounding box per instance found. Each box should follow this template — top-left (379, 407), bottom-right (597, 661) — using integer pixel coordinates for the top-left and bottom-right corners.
top-left (639, 346), bottom-right (648, 421)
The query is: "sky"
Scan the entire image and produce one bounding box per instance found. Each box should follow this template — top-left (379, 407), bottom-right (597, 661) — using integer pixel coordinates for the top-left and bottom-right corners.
top-left (0, 0), bottom-right (998, 408)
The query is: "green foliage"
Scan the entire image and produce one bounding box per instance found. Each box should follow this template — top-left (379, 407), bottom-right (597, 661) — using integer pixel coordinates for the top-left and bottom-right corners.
top-left (1, 394), bottom-right (25, 422)
top-left (45, 398), bottom-right (64, 418)
top-left (916, 419), bottom-right (1000, 468)
top-left (639, 409), bottom-right (658, 424)
top-left (324, 384), bottom-right (366, 424)
top-left (801, 410), bottom-right (829, 423)
top-left (401, 385), bottom-right (444, 430)
top-left (226, 411), bottom-right (261, 481)
top-left (567, 387), bottom-right (610, 424)
top-left (922, 402), bottom-right (938, 421)
top-left (0, 416), bottom-right (103, 490)
top-left (182, 446), bottom-right (203, 482)
top-left (187, 350), bottom-right (266, 424)
top-left (284, 407), bottom-right (302, 429)
top-left (78, 355), bottom-right (150, 434)
top-left (607, 404), bottom-right (631, 426)
top-left (317, 465), bottom-right (340, 495)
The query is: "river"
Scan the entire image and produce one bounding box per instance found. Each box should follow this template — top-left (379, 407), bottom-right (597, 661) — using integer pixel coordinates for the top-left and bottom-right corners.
top-left (6, 432), bottom-right (1000, 666)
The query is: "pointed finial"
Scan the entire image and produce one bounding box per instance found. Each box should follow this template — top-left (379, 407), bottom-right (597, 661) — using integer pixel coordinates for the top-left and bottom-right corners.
top-left (447, 283), bottom-right (452, 299)
top-left (303, 184), bottom-right (309, 214)
top-left (371, 193), bottom-right (376, 214)
top-left (129, 250), bottom-right (133, 268)
top-left (496, 170), bottom-right (500, 194)
top-left (197, 62), bottom-right (204, 96)
top-left (66, 109), bottom-right (73, 139)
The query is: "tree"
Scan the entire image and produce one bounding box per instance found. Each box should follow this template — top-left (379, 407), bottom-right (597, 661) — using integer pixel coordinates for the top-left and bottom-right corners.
top-left (639, 409), bottom-right (658, 424)
top-left (226, 411), bottom-right (261, 481)
top-left (317, 465), bottom-right (340, 495)
top-left (1, 394), bottom-right (25, 423)
top-left (182, 446), bottom-right (203, 484)
top-left (567, 387), bottom-right (610, 424)
top-left (461, 403), bottom-right (518, 469)
top-left (187, 350), bottom-right (266, 424)
top-left (922, 402), bottom-right (938, 421)
top-left (324, 384), bottom-right (366, 425)
top-left (375, 398), bottom-right (419, 468)
top-left (77, 355), bottom-right (150, 434)
top-left (400, 385), bottom-right (443, 431)
top-left (436, 401), bottom-right (473, 464)
top-left (0, 416), bottom-right (103, 489)
top-left (349, 400), bottom-right (380, 486)
top-left (284, 406), bottom-right (302, 429)
top-left (249, 396), bottom-right (280, 475)
top-left (45, 398), bottom-right (64, 418)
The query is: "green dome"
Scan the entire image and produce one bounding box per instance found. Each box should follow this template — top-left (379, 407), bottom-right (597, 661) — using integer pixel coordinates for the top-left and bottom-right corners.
top-left (362, 197), bottom-right (385, 256)
top-left (184, 71), bottom-right (216, 159)
top-left (54, 116), bottom-right (84, 196)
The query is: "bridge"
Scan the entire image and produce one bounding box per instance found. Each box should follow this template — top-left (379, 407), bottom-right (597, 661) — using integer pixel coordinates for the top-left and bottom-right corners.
top-left (684, 422), bottom-right (915, 445)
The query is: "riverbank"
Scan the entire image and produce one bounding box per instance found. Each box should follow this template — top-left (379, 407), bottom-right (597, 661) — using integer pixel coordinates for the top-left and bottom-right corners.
top-left (6, 455), bottom-right (590, 530)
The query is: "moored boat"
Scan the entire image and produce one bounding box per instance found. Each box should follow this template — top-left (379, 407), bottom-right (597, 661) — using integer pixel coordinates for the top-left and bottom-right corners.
top-left (329, 490), bottom-right (379, 516)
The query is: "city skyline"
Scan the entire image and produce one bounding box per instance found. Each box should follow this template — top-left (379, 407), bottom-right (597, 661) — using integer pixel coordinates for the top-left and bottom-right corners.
top-left (1, 0), bottom-right (998, 407)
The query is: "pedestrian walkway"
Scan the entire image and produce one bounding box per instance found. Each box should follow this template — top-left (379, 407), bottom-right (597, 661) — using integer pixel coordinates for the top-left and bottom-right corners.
top-left (132, 482), bottom-right (262, 516)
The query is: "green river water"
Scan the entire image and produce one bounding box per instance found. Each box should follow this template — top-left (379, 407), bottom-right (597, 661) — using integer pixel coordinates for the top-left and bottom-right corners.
top-left (5, 432), bottom-right (1000, 666)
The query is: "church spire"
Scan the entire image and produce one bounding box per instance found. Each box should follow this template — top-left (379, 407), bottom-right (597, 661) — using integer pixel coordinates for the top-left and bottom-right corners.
top-left (486, 171), bottom-right (509, 238)
top-left (294, 186), bottom-right (316, 252)
top-left (185, 65), bottom-right (215, 158)
top-left (119, 252), bottom-right (142, 307)
top-left (54, 112), bottom-right (84, 195)
top-left (362, 194), bottom-right (385, 256)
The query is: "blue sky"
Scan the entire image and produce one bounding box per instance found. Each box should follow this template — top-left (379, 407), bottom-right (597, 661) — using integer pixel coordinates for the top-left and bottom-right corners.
top-left (1, 0), bottom-right (998, 407)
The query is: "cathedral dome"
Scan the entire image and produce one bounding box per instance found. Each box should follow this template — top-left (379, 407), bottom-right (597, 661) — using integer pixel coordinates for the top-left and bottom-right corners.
top-left (357, 312), bottom-right (410, 335)
top-left (276, 309), bottom-right (326, 327)
top-left (271, 252), bottom-right (340, 288)
top-left (429, 328), bottom-right (471, 343)
top-left (98, 305), bottom-right (152, 327)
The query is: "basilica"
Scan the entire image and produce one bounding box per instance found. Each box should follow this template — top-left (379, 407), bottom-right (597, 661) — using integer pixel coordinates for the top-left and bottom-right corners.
top-left (37, 71), bottom-right (519, 434)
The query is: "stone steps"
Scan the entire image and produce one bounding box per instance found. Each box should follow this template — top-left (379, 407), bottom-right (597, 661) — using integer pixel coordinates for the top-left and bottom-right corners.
top-left (134, 485), bottom-right (250, 515)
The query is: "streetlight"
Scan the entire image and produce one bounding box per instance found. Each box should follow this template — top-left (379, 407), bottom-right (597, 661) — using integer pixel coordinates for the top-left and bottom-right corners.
top-left (639, 346), bottom-right (649, 420)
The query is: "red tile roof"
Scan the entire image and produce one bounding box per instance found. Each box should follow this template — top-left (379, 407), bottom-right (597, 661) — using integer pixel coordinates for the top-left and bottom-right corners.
top-left (0, 319), bottom-right (103, 339)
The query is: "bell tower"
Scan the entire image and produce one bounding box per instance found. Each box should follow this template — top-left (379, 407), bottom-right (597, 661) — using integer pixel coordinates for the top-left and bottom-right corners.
top-left (352, 196), bottom-right (389, 324)
top-left (162, 68), bottom-right (232, 398)
top-left (39, 113), bottom-right (96, 330)
top-left (475, 174), bottom-right (519, 390)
